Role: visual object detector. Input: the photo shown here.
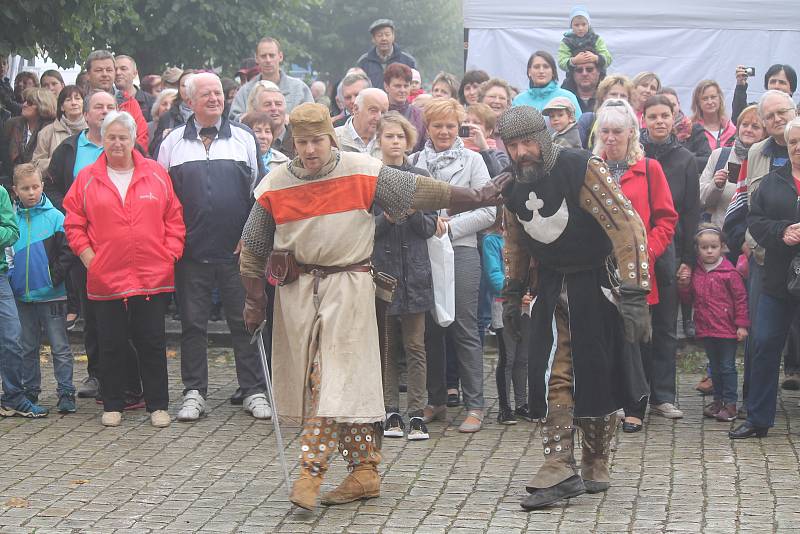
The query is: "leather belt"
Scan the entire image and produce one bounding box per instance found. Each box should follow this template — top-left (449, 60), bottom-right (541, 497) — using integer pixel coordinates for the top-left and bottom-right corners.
top-left (299, 259), bottom-right (372, 303)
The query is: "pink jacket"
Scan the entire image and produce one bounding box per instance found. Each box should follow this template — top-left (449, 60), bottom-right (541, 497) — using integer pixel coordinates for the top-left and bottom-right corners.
top-left (679, 258), bottom-right (749, 339)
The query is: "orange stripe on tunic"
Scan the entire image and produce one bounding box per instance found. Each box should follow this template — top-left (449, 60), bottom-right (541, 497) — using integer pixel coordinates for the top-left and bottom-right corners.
top-left (257, 173), bottom-right (378, 224)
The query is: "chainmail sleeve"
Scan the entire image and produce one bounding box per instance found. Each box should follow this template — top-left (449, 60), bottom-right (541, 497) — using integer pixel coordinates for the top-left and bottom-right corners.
top-left (374, 165), bottom-right (451, 219)
top-left (240, 202), bottom-right (275, 278)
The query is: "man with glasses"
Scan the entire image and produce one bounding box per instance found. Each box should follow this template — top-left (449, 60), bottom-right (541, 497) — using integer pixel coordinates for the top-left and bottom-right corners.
top-left (564, 59), bottom-right (602, 113)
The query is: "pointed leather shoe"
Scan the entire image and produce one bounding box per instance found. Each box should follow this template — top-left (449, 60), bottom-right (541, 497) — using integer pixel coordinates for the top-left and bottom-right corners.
top-left (520, 475), bottom-right (586, 510)
top-left (729, 421), bottom-right (768, 439)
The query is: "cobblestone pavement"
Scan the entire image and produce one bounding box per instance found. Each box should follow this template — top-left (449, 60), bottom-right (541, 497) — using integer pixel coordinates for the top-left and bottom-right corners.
top-left (1, 344), bottom-right (800, 533)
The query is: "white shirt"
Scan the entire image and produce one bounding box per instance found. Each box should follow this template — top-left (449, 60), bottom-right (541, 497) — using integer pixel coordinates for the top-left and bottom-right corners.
top-left (107, 166), bottom-right (134, 202)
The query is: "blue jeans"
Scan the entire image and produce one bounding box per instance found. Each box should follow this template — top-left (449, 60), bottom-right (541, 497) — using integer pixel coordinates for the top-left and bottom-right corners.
top-left (0, 275), bottom-right (26, 407)
top-left (16, 300), bottom-right (75, 397)
top-left (702, 337), bottom-right (738, 404)
top-left (748, 293), bottom-right (798, 428)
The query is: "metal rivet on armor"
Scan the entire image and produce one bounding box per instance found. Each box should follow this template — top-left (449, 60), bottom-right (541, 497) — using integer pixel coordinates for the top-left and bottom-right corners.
top-left (313, 428), bottom-right (320, 435)
top-left (629, 272), bottom-right (636, 279)
top-left (604, 426), bottom-right (610, 431)
top-left (585, 199), bottom-right (591, 204)
top-left (604, 415), bottom-right (610, 421)
top-left (606, 177), bottom-right (612, 183)
top-left (360, 444), bottom-right (366, 450)
top-left (617, 194), bottom-right (625, 200)
top-left (331, 432), bottom-right (338, 438)
top-left (361, 427), bottom-right (368, 433)
top-left (544, 447), bottom-right (551, 454)
top-left (600, 215), bottom-right (606, 220)
top-left (301, 445), bottom-right (309, 452)
top-left (543, 437), bottom-right (549, 443)
top-left (366, 435), bottom-right (372, 442)
top-left (639, 245), bottom-right (646, 251)
top-left (556, 445), bottom-right (562, 452)
top-left (606, 224), bottom-right (612, 229)
top-left (324, 427), bottom-right (330, 433)
top-left (627, 263), bottom-right (635, 270)
top-left (599, 167), bottom-right (606, 173)
top-left (601, 192), bottom-right (606, 197)
top-left (592, 207), bottom-right (599, 213)
top-left (308, 453), bottom-right (315, 459)
top-left (351, 428), bottom-right (358, 434)
top-left (355, 435), bottom-right (361, 442)
top-left (554, 434), bottom-right (561, 442)
top-left (612, 207), bottom-right (619, 213)
top-left (592, 184), bottom-right (600, 191)
top-left (319, 444), bottom-right (327, 452)
top-left (353, 451), bottom-right (360, 457)
top-left (642, 262), bottom-right (648, 269)
top-left (642, 281), bottom-right (649, 288)
top-left (344, 436), bottom-right (351, 443)
top-left (329, 441), bottom-right (336, 447)
top-left (627, 210), bottom-right (635, 216)
top-left (342, 450), bottom-right (348, 456)
top-left (605, 199), bottom-right (613, 206)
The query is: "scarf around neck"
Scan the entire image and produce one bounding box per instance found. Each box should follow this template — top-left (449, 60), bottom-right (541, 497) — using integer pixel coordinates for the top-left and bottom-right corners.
top-left (423, 136), bottom-right (465, 177)
top-left (61, 115), bottom-right (87, 135)
top-left (734, 137), bottom-right (750, 161)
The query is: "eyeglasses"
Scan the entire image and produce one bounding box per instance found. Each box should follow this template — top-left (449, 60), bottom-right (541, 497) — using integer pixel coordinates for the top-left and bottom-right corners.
top-left (575, 66), bottom-right (596, 73)
top-left (764, 108), bottom-right (795, 122)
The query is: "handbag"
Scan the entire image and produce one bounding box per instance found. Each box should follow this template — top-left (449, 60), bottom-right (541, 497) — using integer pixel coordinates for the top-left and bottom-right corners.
top-left (427, 233), bottom-right (455, 327)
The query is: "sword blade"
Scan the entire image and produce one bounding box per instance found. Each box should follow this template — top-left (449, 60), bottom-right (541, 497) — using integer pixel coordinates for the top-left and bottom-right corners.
top-left (251, 320), bottom-right (292, 498)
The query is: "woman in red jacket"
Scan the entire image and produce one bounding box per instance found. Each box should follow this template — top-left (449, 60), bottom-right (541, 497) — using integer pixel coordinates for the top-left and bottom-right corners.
top-left (63, 111), bottom-right (185, 429)
top-left (593, 98), bottom-right (678, 433)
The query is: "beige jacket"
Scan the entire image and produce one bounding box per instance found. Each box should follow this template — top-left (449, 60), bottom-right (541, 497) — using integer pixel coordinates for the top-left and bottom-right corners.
top-left (32, 117), bottom-right (87, 171)
top-left (745, 137), bottom-right (778, 265)
top-left (334, 118), bottom-right (382, 159)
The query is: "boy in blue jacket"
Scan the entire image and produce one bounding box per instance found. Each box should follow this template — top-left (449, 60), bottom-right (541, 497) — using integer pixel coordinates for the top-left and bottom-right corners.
top-left (9, 164), bottom-right (76, 413)
top-left (0, 173), bottom-right (49, 417)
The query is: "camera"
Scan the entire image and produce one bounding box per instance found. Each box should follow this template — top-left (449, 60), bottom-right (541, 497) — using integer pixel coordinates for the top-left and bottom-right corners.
top-left (458, 125), bottom-right (471, 138)
top-left (744, 66), bottom-right (756, 77)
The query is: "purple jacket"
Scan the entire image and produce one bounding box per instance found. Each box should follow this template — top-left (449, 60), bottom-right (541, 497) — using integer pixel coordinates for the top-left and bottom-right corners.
top-left (679, 258), bottom-right (749, 339)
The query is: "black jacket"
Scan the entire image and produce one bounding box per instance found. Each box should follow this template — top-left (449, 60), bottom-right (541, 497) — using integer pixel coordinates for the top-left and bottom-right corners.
top-left (680, 122), bottom-right (712, 172)
top-left (44, 132), bottom-right (80, 212)
top-left (748, 163), bottom-right (800, 299)
top-left (373, 163), bottom-right (436, 315)
top-left (357, 45), bottom-right (416, 90)
top-left (642, 133), bottom-right (700, 267)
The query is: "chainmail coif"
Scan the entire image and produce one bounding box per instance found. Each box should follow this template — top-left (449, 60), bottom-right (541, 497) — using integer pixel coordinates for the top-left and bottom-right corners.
top-left (496, 106), bottom-right (561, 178)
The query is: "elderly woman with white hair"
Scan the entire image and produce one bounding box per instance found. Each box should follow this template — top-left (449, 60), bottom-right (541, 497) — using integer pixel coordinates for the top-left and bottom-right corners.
top-left (593, 98), bottom-right (678, 432)
top-left (63, 111), bottom-right (186, 429)
top-left (733, 116), bottom-right (800, 439)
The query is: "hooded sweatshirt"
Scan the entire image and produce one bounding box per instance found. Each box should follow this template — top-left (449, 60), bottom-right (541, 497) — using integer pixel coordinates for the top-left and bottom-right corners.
top-left (512, 81), bottom-right (583, 119)
top-left (8, 193), bottom-right (72, 302)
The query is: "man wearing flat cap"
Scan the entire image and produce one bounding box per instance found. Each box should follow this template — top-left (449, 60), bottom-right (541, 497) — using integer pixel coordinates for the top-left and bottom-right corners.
top-left (239, 102), bottom-right (506, 511)
top-left (496, 105), bottom-right (651, 510)
top-left (357, 19), bottom-right (416, 90)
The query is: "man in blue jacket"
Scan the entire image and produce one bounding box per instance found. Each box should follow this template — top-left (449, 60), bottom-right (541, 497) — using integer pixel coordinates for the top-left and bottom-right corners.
top-left (357, 19), bottom-right (416, 90)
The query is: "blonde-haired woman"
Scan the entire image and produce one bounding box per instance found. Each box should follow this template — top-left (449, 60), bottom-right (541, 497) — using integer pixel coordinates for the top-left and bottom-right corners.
top-left (2, 88), bottom-right (57, 177)
top-left (632, 71), bottom-right (661, 127)
top-left (593, 98), bottom-right (678, 432)
top-left (374, 111), bottom-right (437, 440)
top-left (412, 98), bottom-right (495, 433)
top-left (692, 79), bottom-right (736, 151)
top-left (699, 104), bottom-right (766, 228)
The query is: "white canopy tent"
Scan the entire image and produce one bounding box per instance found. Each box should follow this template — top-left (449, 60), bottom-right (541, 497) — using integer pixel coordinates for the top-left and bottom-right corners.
top-left (464, 1), bottom-right (800, 110)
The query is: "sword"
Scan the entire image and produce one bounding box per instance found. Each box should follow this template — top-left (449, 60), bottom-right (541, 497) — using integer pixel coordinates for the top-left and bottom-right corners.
top-left (250, 320), bottom-right (292, 498)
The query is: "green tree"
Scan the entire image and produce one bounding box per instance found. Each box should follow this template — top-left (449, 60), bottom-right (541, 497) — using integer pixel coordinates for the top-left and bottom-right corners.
top-left (1, 0), bottom-right (321, 76)
top-left (0, 0), bottom-right (129, 66)
top-left (93, 0), bottom-right (321, 75)
top-left (302, 0), bottom-right (463, 85)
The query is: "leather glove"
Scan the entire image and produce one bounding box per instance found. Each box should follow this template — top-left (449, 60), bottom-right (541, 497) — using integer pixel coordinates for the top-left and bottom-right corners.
top-left (618, 287), bottom-right (652, 344)
top-left (448, 172), bottom-right (514, 215)
top-left (241, 275), bottom-right (268, 334)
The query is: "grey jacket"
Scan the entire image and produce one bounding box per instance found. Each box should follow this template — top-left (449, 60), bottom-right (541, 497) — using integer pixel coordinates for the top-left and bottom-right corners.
top-left (229, 71), bottom-right (313, 121)
top-left (334, 118), bottom-right (382, 159)
top-left (410, 147), bottom-right (495, 248)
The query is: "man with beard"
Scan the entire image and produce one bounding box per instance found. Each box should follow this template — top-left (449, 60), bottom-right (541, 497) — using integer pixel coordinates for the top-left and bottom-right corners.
top-left (496, 105), bottom-right (651, 510)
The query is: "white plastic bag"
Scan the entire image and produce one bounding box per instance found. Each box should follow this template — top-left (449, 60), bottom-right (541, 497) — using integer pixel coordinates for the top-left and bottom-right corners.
top-left (427, 234), bottom-right (455, 327)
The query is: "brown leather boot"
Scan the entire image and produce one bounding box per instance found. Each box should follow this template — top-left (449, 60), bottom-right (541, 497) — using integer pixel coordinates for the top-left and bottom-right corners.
top-left (289, 472), bottom-right (323, 510)
top-left (320, 464), bottom-right (381, 505)
top-left (525, 404), bottom-right (580, 493)
top-left (576, 413), bottom-right (618, 494)
top-left (321, 423), bottom-right (382, 505)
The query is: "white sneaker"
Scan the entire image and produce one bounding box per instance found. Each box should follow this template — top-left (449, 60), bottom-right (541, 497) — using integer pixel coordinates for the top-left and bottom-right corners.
top-left (177, 390), bottom-right (206, 421)
top-left (102, 411), bottom-right (122, 427)
top-left (243, 393), bottom-right (272, 420)
top-left (651, 402), bottom-right (684, 419)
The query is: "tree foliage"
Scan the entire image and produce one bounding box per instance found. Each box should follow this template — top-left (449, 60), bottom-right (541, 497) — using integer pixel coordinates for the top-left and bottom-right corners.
top-left (297, 0), bottom-right (463, 84)
top-left (1, 0), bottom-right (462, 84)
top-left (0, 0), bottom-right (127, 66)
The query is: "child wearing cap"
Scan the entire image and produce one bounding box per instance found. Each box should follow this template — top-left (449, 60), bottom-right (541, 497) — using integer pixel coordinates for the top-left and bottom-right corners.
top-left (543, 97), bottom-right (582, 149)
top-left (557, 6), bottom-right (613, 76)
